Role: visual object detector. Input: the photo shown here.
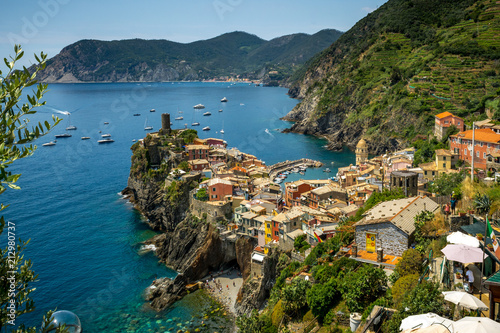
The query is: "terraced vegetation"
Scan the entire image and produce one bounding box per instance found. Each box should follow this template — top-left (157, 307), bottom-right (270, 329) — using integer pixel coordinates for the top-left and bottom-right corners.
top-left (288, 0), bottom-right (500, 153)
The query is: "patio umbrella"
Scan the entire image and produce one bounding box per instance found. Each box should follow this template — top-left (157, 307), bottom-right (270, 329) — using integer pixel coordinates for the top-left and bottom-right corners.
top-left (400, 313), bottom-right (454, 332)
top-left (453, 316), bottom-right (500, 333)
top-left (402, 324), bottom-right (453, 333)
top-left (446, 232), bottom-right (480, 248)
top-left (442, 291), bottom-right (489, 310)
top-left (441, 244), bottom-right (487, 264)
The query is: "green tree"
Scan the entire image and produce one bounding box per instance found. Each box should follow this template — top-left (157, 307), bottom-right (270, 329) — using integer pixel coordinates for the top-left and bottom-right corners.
top-left (236, 309), bottom-right (277, 333)
top-left (178, 161), bottom-right (190, 172)
top-left (391, 274), bottom-right (419, 308)
top-left (195, 188), bottom-right (208, 201)
top-left (339, 264), bottom-right (387, 313)
top-left (281, 277), bottom-right (311, 317)
top-left (0, 46), bottom-right (66, 332)
top-left (395, 249), bottom-right (423, 278)
top-left (306, 278), bottom-right (338, 322)
top-left (427, 171), bottom-right (466, 197)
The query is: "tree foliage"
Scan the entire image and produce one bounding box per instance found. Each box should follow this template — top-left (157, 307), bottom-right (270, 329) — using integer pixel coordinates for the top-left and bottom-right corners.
top-left (395, 249), bottom-right (423, 278)
top-left (391, 274), bottom-right (419, 308)
top-left (281, 277), bottom-right (311, 316)
top-left (236, 309), bottom-right (277, 333)
top-left (0, 46), bottom-right (65, 332)
top-left (195, 188), bottom-right (208, 201)
top-left (306, 278), bottom-right (338, 322)
top-left (428, 171), bottom-right (466, 196)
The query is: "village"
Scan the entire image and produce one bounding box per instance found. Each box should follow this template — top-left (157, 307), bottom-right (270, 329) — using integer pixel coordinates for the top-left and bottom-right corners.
top-left (140, 111), bottom-right (500, 331)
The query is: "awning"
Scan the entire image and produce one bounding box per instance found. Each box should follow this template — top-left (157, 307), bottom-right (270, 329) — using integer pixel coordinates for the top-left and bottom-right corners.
top-left (251, 253), bottom-right (265, 262)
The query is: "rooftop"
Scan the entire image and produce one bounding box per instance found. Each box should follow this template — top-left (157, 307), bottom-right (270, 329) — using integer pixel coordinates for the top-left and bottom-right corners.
top-left (207, 177), bottom-right (233, 186)
top-left (452, 128), bottom-right (500, 144)
top-left (435, 111), bottom-right (460, 119)
top-left (187, 144), bottom-right (210, 150)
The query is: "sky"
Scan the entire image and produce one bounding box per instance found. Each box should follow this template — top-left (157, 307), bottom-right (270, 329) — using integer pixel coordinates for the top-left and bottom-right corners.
top-left (1, 0), bottom-right (388, 67)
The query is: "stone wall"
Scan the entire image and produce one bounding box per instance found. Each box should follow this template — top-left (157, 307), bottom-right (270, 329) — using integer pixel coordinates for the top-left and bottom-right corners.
top-left (355, 222), bottom-right (409, 257)
top-left (190, 194), bottom-right (232, 224)
top-left (450, 214), bottom-right (472, 232)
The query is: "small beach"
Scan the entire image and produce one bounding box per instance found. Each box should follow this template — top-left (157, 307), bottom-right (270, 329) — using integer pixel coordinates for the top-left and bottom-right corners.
top-left (201, 267), bottom-right (243, 314)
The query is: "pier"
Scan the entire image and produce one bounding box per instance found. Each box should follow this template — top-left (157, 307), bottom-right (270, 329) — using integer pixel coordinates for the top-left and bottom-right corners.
top-left (269, 158), bottom-right (323, 179)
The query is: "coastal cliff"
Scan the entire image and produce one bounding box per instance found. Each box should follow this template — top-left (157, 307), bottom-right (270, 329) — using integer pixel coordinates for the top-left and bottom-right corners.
top-left (284, 0), bottom-right (500, 154)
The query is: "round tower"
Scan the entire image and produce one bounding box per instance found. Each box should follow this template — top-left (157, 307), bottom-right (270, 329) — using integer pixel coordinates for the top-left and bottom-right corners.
top-left (356, 138), bottom-right (368, 165)
top-left (161, 113), bottom-right (171, 133)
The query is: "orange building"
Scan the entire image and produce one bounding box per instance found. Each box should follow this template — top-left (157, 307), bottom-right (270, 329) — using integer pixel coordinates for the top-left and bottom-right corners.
top-left (450, 128), bottom-right (500, 170)
top-left (284, 181), bottom-right (312, 207)
top-left (207, 178), bottom-right (233, 201)
top-left (434, 112), bottom-right (465, 141)
top-left (186, 144), bottom-right (210, 161)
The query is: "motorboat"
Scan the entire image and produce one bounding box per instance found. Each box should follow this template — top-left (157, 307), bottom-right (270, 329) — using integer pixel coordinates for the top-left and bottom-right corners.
top-left (324, 168), bottom-right (331, 173)
top-left (104, 122), bottom-right (109, 124)
top-left (133, 113), bottom-right (141, 116)
top-left (101, 134), bottom-right (111, 138)
top-left (221, 97), bottom-right (228, 102)
top-left (220, 129), bottom-right (225, 134)
top-left (98, 138), bottom-right (114, 144)
top-left (55, 133), bottom-right (71, 138)
top-left (175, 116), bottom-right (183, 120)
top-left (191, 122), bottom-right (200, 126)
top-left (218, 109), bottom-right (223, 112)
top-left (193, 104), bottom-right (205, 109)
top-left (203, 112), bottom-right (211, 116)
top-left (42, 141), bottom-right (56, 146)
top-left (66, 125), bottom-right (77, 130)
top-left (150, 109), bottom-right (155, 112)
top-left (202, 126), bottom-right (210, 131)
top-left (81, 137), bottom-right (90, 140)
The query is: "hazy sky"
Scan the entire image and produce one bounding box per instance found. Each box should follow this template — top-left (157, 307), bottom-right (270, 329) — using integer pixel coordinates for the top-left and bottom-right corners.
top-left (2, 0), bottom-right (388, 67)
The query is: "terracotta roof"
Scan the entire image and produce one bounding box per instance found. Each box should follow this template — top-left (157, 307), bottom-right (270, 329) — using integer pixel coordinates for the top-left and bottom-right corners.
top-left (187, 144), bottom-right (210, 150)
top-left (207, 177), bottom-right (233, 186)
top-left (453, 128), bottom-right (500, 144)
top-left (435, 111), bottom-right (454, 119)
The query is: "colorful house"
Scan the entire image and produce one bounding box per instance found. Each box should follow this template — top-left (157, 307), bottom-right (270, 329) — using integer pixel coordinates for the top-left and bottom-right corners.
top-left (187, 144), bottom-right (210, 161)
top-left (434, 111), bottom-right (465, 141)
top-left (285, 180), bottom-right (312, 207)
top-left (207, 177), bottom-right (233, 201)
top-left (450, 128), bottom-right (500, 170)
top-left (188, 159), bottom-right (210, 171)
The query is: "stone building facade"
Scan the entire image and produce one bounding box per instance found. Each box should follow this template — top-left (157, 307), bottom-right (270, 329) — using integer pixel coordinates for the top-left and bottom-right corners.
top-left (355, 222), bottom-right (410, 257)
top-left (390, 170), bottom-right (418, 197)
top-left (356, 139), bottom-right (369, 165)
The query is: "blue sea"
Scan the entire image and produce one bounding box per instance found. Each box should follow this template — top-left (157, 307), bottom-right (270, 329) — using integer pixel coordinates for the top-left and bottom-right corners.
top-left (1, 82), bottom-right (355, 332)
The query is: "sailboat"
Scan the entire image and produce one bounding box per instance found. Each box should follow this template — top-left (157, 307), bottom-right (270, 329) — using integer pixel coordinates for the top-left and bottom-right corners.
top-left (66, 114), bottom-right (77, 130)
top-left (144, 117), bottom-right (153, 130)
top-left (220, 120), bottom-right (225, 134)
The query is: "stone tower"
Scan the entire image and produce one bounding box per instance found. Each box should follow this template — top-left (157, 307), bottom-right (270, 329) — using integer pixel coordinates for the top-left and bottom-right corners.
top-left (161, 113), bottom-right (171, 133)
top-left (356, 138), bottom-right (368, 165)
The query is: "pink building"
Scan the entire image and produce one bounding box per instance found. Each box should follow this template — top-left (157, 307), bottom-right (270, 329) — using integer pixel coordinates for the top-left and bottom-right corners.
top-left (435, 112), bottom-right (465, 141)
top-left (207, 178), bottom-right (233, 201)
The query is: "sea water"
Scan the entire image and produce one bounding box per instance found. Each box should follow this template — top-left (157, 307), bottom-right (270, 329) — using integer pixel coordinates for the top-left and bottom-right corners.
top-left (1, 82), bottom-right (355, 332)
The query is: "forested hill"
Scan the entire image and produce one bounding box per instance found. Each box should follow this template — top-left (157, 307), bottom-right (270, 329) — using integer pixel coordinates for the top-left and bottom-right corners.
top-left (35, 30), bottom-right (343, 84)
top-left (285, 0), bottom-right (500, 154)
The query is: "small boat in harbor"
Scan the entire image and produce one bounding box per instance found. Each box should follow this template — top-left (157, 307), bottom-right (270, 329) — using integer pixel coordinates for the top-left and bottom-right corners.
top-left (218, 109), bottom-right (223, 112)
top-left (175, 116), bottom-right (183, 120)
top-left (150, 109), bottom-right (156, 112)
top-left (221, 97), bottom-right (228, 102)
top-left (66, 125), bottom-right (77, 130)
top-left (104, 122), bottom-right (109, 124)
top-left (324, 168), bottom-right (331, 173)
top-left (203, 112), bottom-right (211, 116)
top-left (42, 141), bottom-right (56, 146)
top-left (98, 138), bottom-right (114, 144)
top-left (193, 104), bottom-right (205, 109)
top-left (55, 133), bottom-right (71, 138)
top-left (220, 129), bottom-right (225, 134)
top-left (81, 137), bottom-right (90, 140)
top-left (133, 113), bottom-right (141, 116)
top-left (191, 122), bottom-right (200, 126)
top-left (202, 126), bottom-right (210, 131)
top-left (101, 134), bottom-right (111, 138)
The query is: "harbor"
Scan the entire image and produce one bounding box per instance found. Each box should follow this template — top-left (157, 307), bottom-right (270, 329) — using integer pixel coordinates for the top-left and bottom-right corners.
top-left (268, 158), bottom-right (323, 180)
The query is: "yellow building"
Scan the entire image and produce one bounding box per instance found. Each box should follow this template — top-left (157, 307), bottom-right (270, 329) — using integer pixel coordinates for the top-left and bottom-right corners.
top-left (356, 138), bottom-right (369, 165)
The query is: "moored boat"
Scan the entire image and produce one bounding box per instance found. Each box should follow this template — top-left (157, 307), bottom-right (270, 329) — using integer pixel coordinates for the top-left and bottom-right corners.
top-left (150, 109), bottom-right (155, 112)
top-left (101, 134), bottom-right (111, 138)
top-left (175, 116), bottom-right (183, 120)
top-left (221, 97), bottom-right (228, 102)
top-left (55, 133), bottom-right (71, 138)
top-left (98, 138), bottom-right (114, 144)
top-left (202, 126), bottom-right (210, 131)
top-left (42, 141), bottom-right (56, 146)
top-left (203, 112), bottom-right (211, 116)
top-left (191, 122), bottom-right (200, 126)
top-left (133, 113), bottom-right (141, 116)
top-left (81, 137), bottom-right (90, 140)
top-left (193, 104), bottom-right (205, 109)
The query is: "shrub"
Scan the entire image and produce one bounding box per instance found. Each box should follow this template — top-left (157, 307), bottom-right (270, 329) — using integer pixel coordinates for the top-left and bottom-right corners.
top-left (391, 274), bottom-right (419, 308)
top-left (271, 299), bottom-right (285, 327)
top-left (395, 249), bottom-right (423, 277)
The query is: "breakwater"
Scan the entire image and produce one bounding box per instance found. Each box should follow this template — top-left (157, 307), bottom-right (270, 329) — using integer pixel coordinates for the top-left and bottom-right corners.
top-left (269, 158), bottom-right (323, 179)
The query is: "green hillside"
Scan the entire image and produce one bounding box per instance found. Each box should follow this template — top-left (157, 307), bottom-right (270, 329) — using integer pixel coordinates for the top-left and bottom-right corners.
top-left (37, 30), bottom-right (342, 83)
top-left (286, 0), bottom-right (500, 154)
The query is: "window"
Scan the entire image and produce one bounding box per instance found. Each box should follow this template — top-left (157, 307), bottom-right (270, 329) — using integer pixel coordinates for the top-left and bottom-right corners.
top-left (274, 231), bottom-right (278, 236)
top-left (212, 187), bottom-right (216, 192)
top-left (454, 148), bottom-right (459, 154)
top-left (488, 143), bottom-right (491, 148)
top-left (458, 122), bottom-right (461, 126)
top-left (211, 194), bottom-right (217, 199)
top-left (477, 151), bottom-right (480, 158)
top-left (443, 156), bottom-right (446, 161)
top-left (443, 163), bottom-right (446, 168)
top-left (267, 223), bottom-right (270, 229)
top-left (432, 171), bottom-right (435, 176)
top-left (424, 171), bottom-right (428, 176)
top-left (464, 149), bottom-right (467, 155)
top-left (483, 152), bottom-right (486, 158)
top-left (480, 142), bottom-right (483, 147)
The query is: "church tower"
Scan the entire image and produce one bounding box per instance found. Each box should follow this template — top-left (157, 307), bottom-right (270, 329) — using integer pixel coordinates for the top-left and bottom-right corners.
top-left (356, 138), bottom-right (368, 165)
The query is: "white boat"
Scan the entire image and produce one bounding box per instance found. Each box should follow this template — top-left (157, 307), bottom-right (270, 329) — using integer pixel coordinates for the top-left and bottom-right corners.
top-left (104, 122), bottom-right (109, 125)
top-left (132, 139), bottom-right (136, 142)
top-left (150, 109), bottom-right (155, 112)
top-left (144, 118), bottom-right (153, 130)
top-left (42, 141), bottom-right (56, 146)
top-left (324, 168), bottom-right (331, 173)
top-left (98, 138), bottom-right (114, 144)
top-left (221, 97), bottom-right (228, 102)
top-left (101, 134), bottom-right (111, 138)
top-left (193, 104), bottom-right (205, 109)
top-left (191, 122), bottom-right (200, 126)
top-left (220, 129), bottom-right (225, 134)
top-left (175, 116), bottom-right (183, 120)
top-left (65, 114), bottom-right (77, 130)
top-left (220, 120), bottom-right (224, 134)
top-left (218, 109), bottom-right (223, 112)
top-left (81, 137), bottom-right (90, 140)
top-left (203, 112), bottom-right (211, 116)
top-left (55, 133), bottom-right (71, 138)
top-left (202, 126), bottom-right (210, 131)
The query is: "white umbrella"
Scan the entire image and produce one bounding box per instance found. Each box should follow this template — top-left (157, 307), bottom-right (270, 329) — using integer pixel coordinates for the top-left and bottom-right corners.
top-left (400, 313), bottom-right (455, 332)
top-left (447, 232), bottom-right (480, 248)
top-left (441, 244), bottom-right (487, 264)
top-left (442, 291), bottom-right (489, 311)
top-left (453, 316), bottom-right (500, 333)
top-left (402, 324), bottom-right (453, 333)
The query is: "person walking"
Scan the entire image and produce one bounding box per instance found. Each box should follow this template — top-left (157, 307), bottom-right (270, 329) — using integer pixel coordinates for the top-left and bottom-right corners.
top-left (450, 195), bottom-right (457, 215)
top-left (444, 203), bottom-right (450, 219)
top-left (465, 267), bottom-right (474, 293)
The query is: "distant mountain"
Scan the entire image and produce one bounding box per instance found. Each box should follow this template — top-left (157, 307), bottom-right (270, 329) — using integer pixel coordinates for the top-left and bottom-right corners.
top-left (35, 30), bottom-right (343, 84)
top-left (285, 0), bottom-right (500, 154)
